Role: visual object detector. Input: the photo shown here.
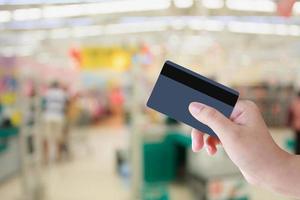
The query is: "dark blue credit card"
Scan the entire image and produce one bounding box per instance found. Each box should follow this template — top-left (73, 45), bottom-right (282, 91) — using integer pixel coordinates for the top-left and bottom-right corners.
top-left (146, 60), bottom-right (239, 137)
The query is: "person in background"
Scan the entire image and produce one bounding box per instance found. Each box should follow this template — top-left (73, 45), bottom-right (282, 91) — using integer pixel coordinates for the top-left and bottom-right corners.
top-left (288, 91), bottom-right (300, 155)
top-left (42, 81), bottom-right (68, 164)
top-left (63, 93), bottom-right (80, 160)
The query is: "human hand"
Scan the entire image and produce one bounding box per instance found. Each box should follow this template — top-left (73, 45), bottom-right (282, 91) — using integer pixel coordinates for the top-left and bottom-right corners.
top-left (188, 100), bottom-right (290, 186)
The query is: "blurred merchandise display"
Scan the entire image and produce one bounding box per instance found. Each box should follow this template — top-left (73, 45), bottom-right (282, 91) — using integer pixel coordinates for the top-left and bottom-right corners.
top-left (236, 83), bottom-right (294, 127)
top-left (0, 57), bottom-right (21, 182)
top-left (143, 131), bottom-right (191, 183)
top-left (0, 57), bottom-right (20, 127)
top-left (0, 129), bottom-right (20, 182)
top-left (19, 79), bottom-right (45, 200)
top-left (207, 178), bottom-right (249, 200)
top-left (142, 183), bottom-right (169, 200)
top-left (187, 140), bottom-right (241, 200)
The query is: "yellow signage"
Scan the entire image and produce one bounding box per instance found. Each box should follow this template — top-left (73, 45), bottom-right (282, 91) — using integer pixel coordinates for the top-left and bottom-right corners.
top-left (0, 92), bottom-right (16, 105)
top-left (81, 47), bottom-right (131, 71)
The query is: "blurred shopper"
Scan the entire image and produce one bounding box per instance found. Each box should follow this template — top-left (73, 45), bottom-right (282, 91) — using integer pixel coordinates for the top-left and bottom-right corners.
top-left (63, 93), bottom-right (80, 160)
top-left (189, 100), bottom-right (300, 198)
top-left (288, 91), bottom-right (300, 154)
top-left (107, 85), bottom-right (124, 126)
top-left (42, 81), bottom-right (68, 164)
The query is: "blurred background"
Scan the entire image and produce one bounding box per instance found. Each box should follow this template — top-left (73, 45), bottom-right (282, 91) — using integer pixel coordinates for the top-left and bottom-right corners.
top-left (0, 0), bottom-right (300, 200)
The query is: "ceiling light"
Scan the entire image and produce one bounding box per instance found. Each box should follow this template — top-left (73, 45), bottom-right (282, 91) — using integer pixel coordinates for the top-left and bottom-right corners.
top-left (43, 0), bottom-right (171, 18)
top-left (202, 0), bottom-right (224, 9)
top-left (189, 19), bottom-right (225, 31)
top-left (203, 20), bottom-right (225, 31)
top-left (228, 21), bottom-right (300, 36)
top-left (274, 24), bottom-right (289, 35)
top-left (0, 0), bottom-right (101, 5)
top-left (228, 21), bottom-right (274, 34)
top-left (13, 8), bottom-right (42, 21)
top-left (85, 0), bottom-right (171, 15)
top-left (174, 0), bottom-right (194, 8)
top-left (288, 25), bottom-right (300, 36)
top-left (0, 11), bottom-right (11, 22)
top-left (43, 4), bottom-right (84, 18)
top-left (105, 21), bottom-right (167, 34)
top-left (226, 0), bottom-right (276, 12)
top-left (293, 2), bottom-right (300, 15)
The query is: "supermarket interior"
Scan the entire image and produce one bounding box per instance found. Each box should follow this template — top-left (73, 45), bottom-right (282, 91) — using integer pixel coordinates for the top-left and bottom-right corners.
top-left (1, 0), bottom-right (300, 200)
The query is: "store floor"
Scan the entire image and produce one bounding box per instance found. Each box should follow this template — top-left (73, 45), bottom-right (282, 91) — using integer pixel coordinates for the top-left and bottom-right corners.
top-left (0, 125), bottom-right (295, 200)
top-left (0, 126), bottom-right (193, 200)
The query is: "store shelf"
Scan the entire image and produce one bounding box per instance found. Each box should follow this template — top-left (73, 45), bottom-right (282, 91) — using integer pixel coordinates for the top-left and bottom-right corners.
top-left (143, 131), bottom-right (191, 183)
top-left (0, 136), bottom-right (21, 183)
top-left (0, 127), bottom-right (19, 138)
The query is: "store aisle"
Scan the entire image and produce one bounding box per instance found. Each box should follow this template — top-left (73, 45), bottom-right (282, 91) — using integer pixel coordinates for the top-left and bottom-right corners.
top-left (0, 126), bottom-right (193, 200)
top-left (0, 126), bottom-right (130, 200)
top-left (43, 127), bottom-right (130, 200)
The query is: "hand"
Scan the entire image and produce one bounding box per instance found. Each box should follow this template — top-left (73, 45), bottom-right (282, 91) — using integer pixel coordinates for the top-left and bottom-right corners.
top-left (188, 100), bottom-right (290, 188)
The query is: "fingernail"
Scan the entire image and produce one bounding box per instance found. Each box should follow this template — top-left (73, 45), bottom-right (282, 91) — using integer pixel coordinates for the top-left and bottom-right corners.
top-left (189, 102), bottom-right (204, 115)
top-left (206, 145), bottom-right (212, 155)
top-left (192, 142), bottom-right (196, 152)
top-left (205, 147), bottom-right (210, 154)
top-left (191, 132), bottom-right (195, 152)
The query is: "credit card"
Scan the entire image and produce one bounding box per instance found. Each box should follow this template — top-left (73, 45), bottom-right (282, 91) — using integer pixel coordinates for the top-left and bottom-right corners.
top-left (146, 60), bottom-right (239, 137)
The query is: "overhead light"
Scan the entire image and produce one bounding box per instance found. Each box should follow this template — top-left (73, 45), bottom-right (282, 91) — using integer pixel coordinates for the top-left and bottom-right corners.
top-left (13, 8), bottom-right (42, 21)
top-left (72, 26), bottom-right (102, 37)
top-left (43, 0), bottom-right (171, 18)
top-left (274, 24), bottom-right (289, 36)
top-left (0, 11), bottom-right (11, 22)
top-left (228, 21), bottom-right (274, 34)
top-left (202, 0), bottom-right (224, 9)
top-left (288, 25), bottom-right (300, 36)
top-left (227, 21), bottom-right (300, 36)
top-left (43, 4), bottom-right (84, 18)
top-left (4, 0), bottom-right (171, 21)
top-left (226, 0), bottom-right (276, 12)
top-left (174, 0), bottom-right (194, 8)
top-left (203, 20), bottom-right (225, 31)
top-left (0, 0), bottom-right (101, 5)
top-left (293, 2), bottom-right (300, 15)
top-left (85, 0), bottom-right (171, 15)
top-left (189, 19), bottom-right (225, 31)
top-left (274, 24), bottom-right (300, 36)
top-left (72, 25), bottom-right (103, 37)
top-left (105, 21), bottom-right (167, 34)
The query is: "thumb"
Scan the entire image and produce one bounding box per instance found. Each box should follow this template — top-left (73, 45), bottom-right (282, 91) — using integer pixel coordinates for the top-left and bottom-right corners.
top-left (189, 102), bottom-right (236, 138)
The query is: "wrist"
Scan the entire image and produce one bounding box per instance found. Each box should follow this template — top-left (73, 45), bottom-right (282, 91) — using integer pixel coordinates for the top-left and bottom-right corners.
top-left (261, 146), bottom-right (292, 194)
